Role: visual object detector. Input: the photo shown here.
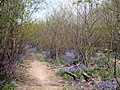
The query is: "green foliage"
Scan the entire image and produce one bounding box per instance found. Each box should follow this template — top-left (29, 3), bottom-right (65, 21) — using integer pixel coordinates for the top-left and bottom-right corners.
top-left (57, 71), bottom-right (75, 81)
top-left (87, 68), bottom-right (113, 81)
top-left (41, 59), bottom-right (48, 62)
top-left (50, 59), bottom-right (67, 67)
top-left (75, 71), bottom-right (83, 80)
top-left (2, 82), bottom-right (16, 90)
top-left (57, 70), bottom-right (84, 82)
top-left (116, 68), bottom-right (120, 78)
top-left (90, 52), bottom-right (114, 68)
top-left (85, 0), bottom-right (92, 3)
top-left (58, 67), bottom-right (115, 82)
top-left (59, 60), bottom-right (67, 65)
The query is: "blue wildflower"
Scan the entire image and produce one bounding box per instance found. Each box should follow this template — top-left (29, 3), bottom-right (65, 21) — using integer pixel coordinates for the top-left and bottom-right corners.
top-left (65, 51), bottom-right (74, 57)
top-left (90, 55), bottom-right (104, 60)
top-left (30, 47), bottom-right (38, 52)
top-left (66, 59), bottom-right (75, 65)
top-left (98, 80), bottom-right (118, 89)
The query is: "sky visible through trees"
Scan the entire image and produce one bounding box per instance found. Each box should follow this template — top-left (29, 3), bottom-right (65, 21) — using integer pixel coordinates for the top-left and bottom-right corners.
top-left (32, 0), bottom-right (73, 20)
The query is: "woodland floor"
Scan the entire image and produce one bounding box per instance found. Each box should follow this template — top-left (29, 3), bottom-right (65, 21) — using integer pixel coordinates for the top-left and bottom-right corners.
top-left (16, 50), bottom-right (120, 90)
top-left (16, 51), bottom-right (72, 90)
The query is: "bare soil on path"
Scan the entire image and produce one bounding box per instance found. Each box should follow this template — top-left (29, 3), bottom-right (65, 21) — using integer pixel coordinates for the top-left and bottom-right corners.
top-left (17, 52), bottom-right (71, 90)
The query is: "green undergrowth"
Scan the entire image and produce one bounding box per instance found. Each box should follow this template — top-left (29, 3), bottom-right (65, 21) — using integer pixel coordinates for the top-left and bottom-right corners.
top-left (57, 71), bottom-right (76, 81)
top-left (1, 82), bottom-right (16, 90)
top-left (57, 70), bottom-right (84, 82)
top-left (40, 59), bottom-right (48, 62)
top-left (86, 68), bottom-right (114, 81)
top-left (57, 67), bottom-right (119, 82)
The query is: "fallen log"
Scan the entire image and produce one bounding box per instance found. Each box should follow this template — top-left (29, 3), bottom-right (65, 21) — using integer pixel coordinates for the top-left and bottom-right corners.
top-left (64, 71), bottom-right (80, 81)
top-left (82, 71), bottom-right (90, 82)
top-left (63, 70), bottom-right (91, 82)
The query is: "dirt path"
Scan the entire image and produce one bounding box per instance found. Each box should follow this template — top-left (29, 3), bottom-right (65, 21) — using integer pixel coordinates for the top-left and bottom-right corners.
top-left (17, 52), bottom-right (71, 90)
top-left (27, 60), bottom-right (60, 86)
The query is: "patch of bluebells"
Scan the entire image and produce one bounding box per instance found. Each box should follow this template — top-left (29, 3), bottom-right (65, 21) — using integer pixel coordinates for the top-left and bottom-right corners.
top-left (65, 50), bottom-right (76, 65)
top-left (25, 45), bottom-right (39, 53)
top-left (72, 82), bottom-right (82, 90)
top-left (65, 59), bottom-right (75, 65)
top-left (90, 55), bottom-right (104, 60)
top-left (110, 55), bottom-right (120, 60)
top-left (30, 47), bottom-right (38, 53)
top-left (63, 51), bottom-right (87, 72)
top-left (71, 80), bottom-right (118, 90)
top-left (25, 45), bottom-right (32, 49)
top-left (15, 51), bottom-right (26, 63)
top-left (79, 64), bottom-right (87, 70)
top-left (72, 82), bottom-right (89, 90)
top-left (65, 50), bottom-right (85, 66)
top-left (72, 81), bottom-right (92, 90)
top-left (90, 54), bottom-right (119, 61)
top-left (95, 80), bottom-right (118, 89)
top-left (65, 50), bottom-right (75, 58)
